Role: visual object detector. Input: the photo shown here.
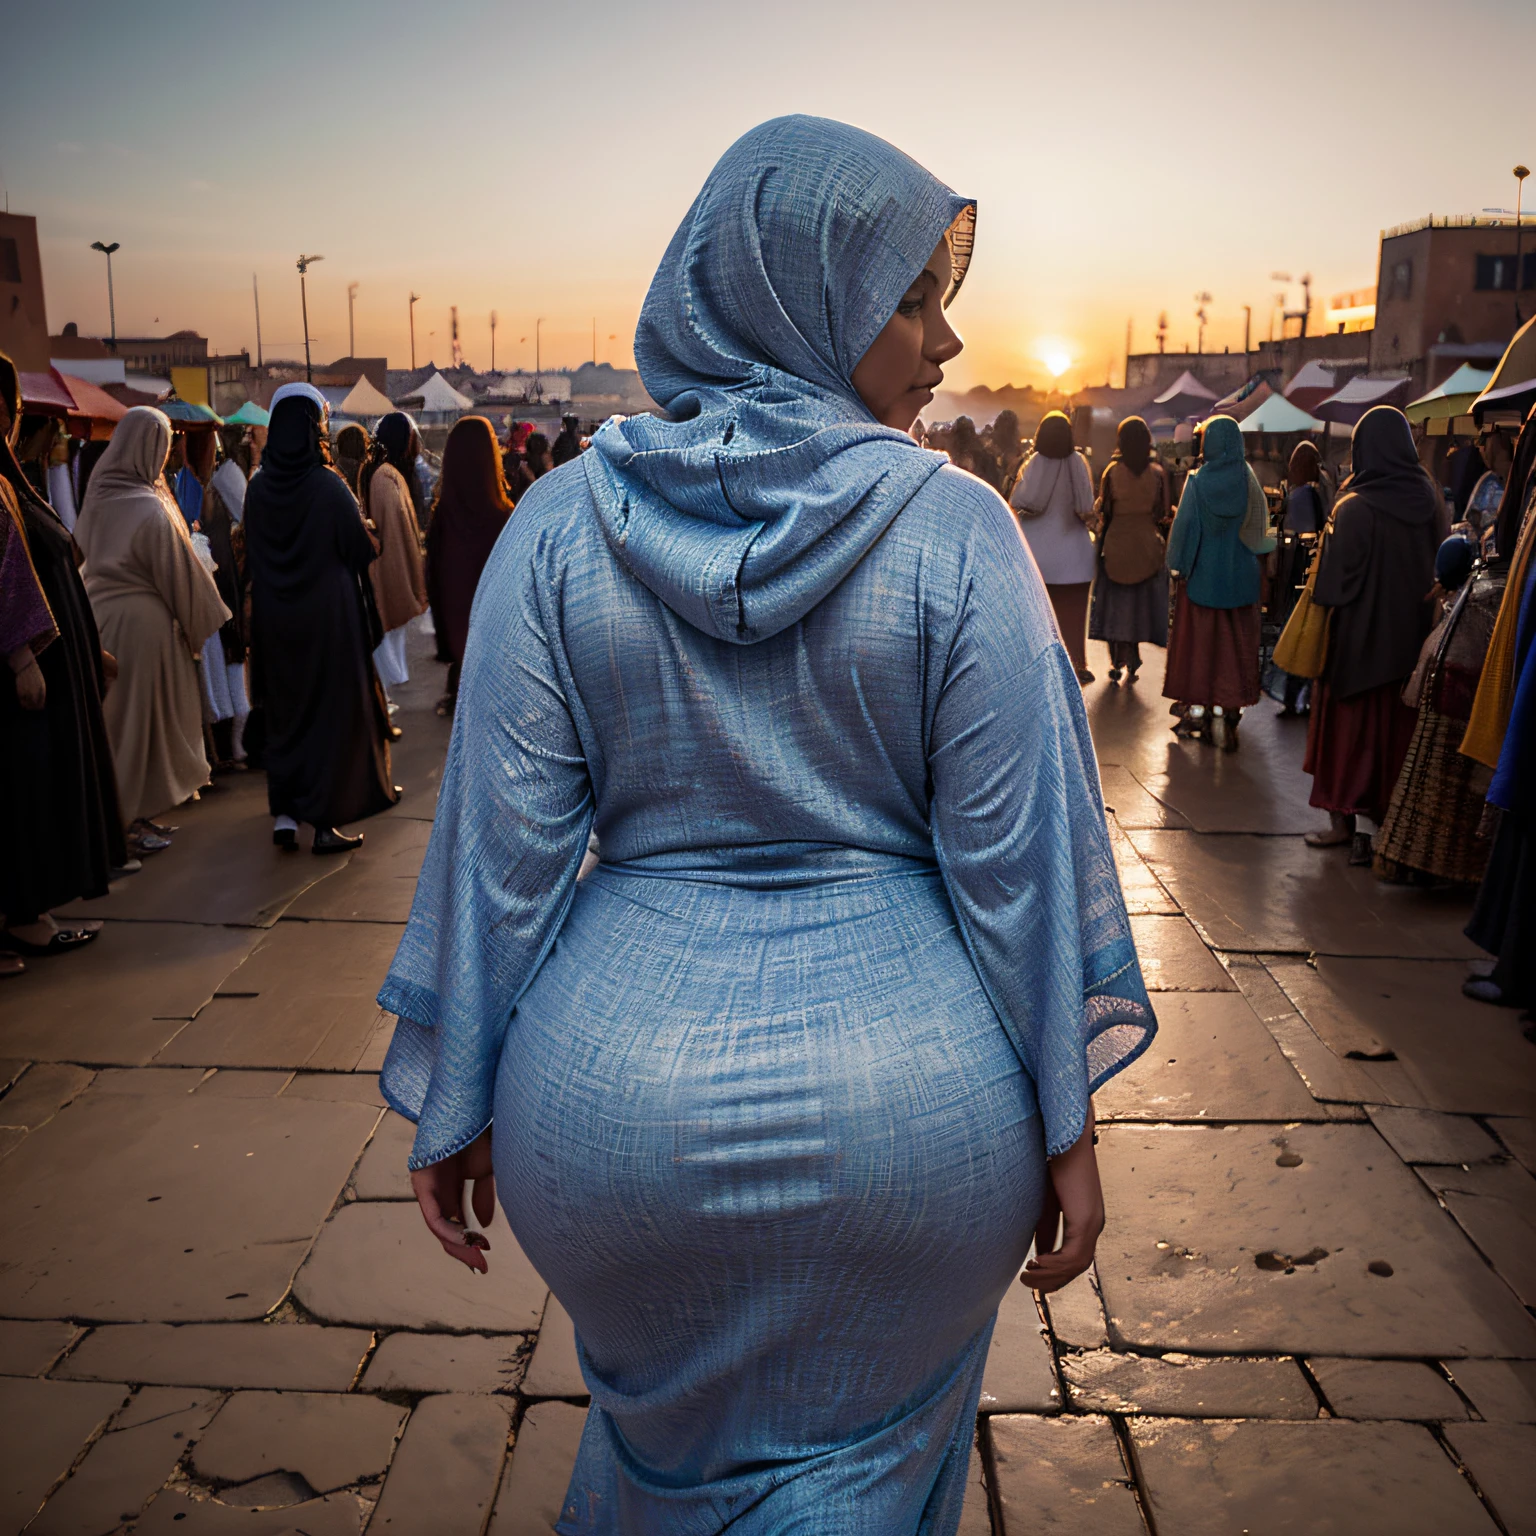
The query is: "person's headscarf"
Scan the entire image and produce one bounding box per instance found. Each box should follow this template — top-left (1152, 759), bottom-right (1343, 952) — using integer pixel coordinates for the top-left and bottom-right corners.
top-left (1115, 416), bottom-right (1152, 476)
top-left (584, 114), bottom-right (974, 645)
top-left (1435, 533), bottom-right (1477, 592)
top-left (258, 393), bottom-right (329, 499)
top-left (364, 411), bottom-right (424, 521)
top-left (434, 415), bottom-right (512, 527)
top-left (79, 406), bottom-right (175, 513)
top-left (1342, 405), bottom-right (1440, 527)
top-left (76, 406), bottom-right (188, 552)
top-left (427, 416), bottom-right (514, 662)
top-left (1034, 411), bottom-right (1074, 460)
top-left (1288, 439), bottom-right (1323, 486)
top-left (992, 410), bottom-right (1021, 457)
top-left (333, 423), bottom-right (370, 496)
top-left (1184, 415), bottom-right (1249, 527)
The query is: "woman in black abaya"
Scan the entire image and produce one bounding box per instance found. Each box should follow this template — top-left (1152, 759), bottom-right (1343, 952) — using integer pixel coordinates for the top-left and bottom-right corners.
top-left (0, 352), bottom-right (126, 953)
top-left (242, 384), bottom-right (398, 854)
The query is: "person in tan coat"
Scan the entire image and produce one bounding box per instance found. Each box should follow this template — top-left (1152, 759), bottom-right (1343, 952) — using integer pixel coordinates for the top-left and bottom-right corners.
top-left (1088, 416), bottom-right (1171, 683)
top-left (75, 407), bottom-right (231, 826)
top-left (359, 412), bottom-right (428, 706)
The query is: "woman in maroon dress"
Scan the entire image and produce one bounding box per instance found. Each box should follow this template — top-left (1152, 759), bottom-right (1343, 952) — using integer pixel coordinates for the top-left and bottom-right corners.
top-left (1304, 405), bottom-right (1443, 864)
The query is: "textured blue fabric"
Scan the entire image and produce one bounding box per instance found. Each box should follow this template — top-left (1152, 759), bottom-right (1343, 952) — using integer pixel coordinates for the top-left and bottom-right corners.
top-left (1166, 416), bottom-right (1271, 609)
top-left (378, 114), bottom-right (1153, 1533)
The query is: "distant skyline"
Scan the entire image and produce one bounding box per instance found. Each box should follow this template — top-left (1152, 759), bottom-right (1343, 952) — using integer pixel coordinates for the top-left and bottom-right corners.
top-left (3, 0), bottom-right (1533, 392)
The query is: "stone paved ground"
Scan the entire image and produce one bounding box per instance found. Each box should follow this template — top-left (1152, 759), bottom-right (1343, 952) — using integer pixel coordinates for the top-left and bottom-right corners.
top-left (2, 628), bottom-right (1534, 1535)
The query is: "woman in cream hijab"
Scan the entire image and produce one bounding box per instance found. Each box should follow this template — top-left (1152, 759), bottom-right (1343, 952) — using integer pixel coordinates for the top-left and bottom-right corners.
top-left (75, 406), bottom-right (230, 828)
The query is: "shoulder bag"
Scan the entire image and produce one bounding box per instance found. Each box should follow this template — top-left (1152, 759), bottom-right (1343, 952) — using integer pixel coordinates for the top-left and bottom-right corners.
top-left (1272, 529), bottom-right (1330, 679)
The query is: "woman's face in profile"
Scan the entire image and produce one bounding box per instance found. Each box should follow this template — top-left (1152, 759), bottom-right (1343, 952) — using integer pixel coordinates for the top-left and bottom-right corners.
top-left (852, 238), bottom-right (963, 431)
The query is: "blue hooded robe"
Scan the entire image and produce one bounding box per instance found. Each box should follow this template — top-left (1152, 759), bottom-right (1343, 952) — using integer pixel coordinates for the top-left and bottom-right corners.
top-left (379, 115), bottom-right (1153, 1535)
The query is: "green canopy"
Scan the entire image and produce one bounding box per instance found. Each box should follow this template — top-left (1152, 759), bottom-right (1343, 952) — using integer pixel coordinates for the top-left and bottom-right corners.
top-left (1406, 364), bottom-right (1495, 424)
top-left (159, 398), bottom-right (223, 425)
top-left (222, 400), bottom-right (270, 426)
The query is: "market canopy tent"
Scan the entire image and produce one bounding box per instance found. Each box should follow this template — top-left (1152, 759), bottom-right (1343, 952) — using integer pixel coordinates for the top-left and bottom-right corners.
top-left (398, 371), bottom-right (473, 414)
top-left (1312, 375), bottom-right (1411, 426)
top-left (1235, 393), bottom-right (1325, 434)
top-left (340, 375), bottom-right (397, 417)
top-left (1471, 315), bottom-right (1536, 424)
top-left (1406, 364), bottom-right (1496, 424)
top-left (1211, 378), bottom-right (1274, 422)
top-left (223, 401), bottom-right (270, 427)
top-left (19, 368), bottom-right (128, 440)
top-left (1149, 370), bottom-right (1221, 423)
top-left (56, 370), bottom-right (128, 439)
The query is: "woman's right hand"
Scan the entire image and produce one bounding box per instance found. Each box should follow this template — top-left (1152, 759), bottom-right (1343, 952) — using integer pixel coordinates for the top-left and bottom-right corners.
top-left (1023, 1104), bottom-right (1105, 1295)
top-left (410, 1129), bottom-right (496, 1273)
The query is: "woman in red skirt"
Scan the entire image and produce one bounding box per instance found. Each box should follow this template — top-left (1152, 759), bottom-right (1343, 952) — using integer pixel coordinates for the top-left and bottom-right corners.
top-left (1305, 406), bottom-right (1443, 863)
top-left (1163, 416), bottom-right (1275, 750)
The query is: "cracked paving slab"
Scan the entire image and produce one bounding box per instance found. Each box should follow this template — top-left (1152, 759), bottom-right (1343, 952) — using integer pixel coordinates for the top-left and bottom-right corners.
top-left (0, 1087), bottom-right (379, 1321)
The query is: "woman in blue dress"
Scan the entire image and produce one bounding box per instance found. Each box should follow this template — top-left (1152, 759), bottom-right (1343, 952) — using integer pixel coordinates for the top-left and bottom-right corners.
top-left (379, 116), bottom-right (1154, 1534)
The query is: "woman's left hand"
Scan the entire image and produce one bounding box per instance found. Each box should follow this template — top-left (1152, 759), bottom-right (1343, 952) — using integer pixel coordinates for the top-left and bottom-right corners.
top-left (410, 1129), bottom-right (496, 1273)
top-left (1024, 1105), bottom-right (1105, 1295)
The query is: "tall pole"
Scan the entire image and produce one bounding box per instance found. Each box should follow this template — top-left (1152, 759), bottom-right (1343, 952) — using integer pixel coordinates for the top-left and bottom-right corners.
top-left (89, 239), bottom-right (119, 351)
top-left (1124, 316), bottom-right (1132, 389)
top-left (490, 311), bottom-right (498, 372)
top-left (1242, 305), bottom-right (1252, 359)
top-left (296, 254), bottom-right (324, 382)
top-left (409, 293), bottom-right (419, 371)
top-left (252, 273), bottom-right (263, 368)
top-left (1516, 165), bottom-right (1530, 327)
top-left (592, 317), bottom-right (597, 365)
top-left (347, 281), bottom-right (358, 357)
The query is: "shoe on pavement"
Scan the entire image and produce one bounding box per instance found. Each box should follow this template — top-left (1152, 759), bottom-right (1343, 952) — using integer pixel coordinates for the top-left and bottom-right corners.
top-left (312, 827), bottom-right (364, 855)
top-left (273, 828), bottom-right (298, 853)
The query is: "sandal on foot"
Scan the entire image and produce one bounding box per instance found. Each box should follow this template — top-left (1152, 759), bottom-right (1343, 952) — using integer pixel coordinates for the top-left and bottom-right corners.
top-left (5, 924), bottom-right (102, 955)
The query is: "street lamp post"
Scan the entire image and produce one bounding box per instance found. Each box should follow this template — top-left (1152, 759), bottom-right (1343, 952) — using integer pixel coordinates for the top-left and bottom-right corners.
top-left (490, 310), bottom-right (498, 372)
top-left (296, 254), bottom-right (324, 381)
top-left (1516, 165), bottom-right (1531, 326)
top-left (409, 293), bottom-right (420, 372)
top-left (535, 317), bottom-right (544, 400)
top-left (90, 241), bottom-right (120, 349)
top-left (347, 281), bottom-right (358, 358)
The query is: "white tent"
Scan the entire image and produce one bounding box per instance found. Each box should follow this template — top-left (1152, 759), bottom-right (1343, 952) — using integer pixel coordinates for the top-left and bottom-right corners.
top-left (340, 375), bottom-right (397, 416)
top-left (401, 371), bottom-right (474, 413)
top-left (1152, 369), bottom-right (1220, 408)
top-left (1236, 394), bottom-right (1325, 433)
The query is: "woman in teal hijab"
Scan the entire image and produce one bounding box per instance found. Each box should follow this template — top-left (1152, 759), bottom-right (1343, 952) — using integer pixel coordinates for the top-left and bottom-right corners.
top-left (1163, 415), bottom-right (1276, 749)
top-left (379, 116), bottom-right (1153, 1534)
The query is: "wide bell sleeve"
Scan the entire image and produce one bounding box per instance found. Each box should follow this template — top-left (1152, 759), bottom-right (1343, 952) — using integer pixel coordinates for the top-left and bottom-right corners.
top-left (377, 531), bottom-right (594, 1169)
top-left (928, 505), bottom-right (1155, 1158)
top-left (142, 504), bottom-right (231, 654)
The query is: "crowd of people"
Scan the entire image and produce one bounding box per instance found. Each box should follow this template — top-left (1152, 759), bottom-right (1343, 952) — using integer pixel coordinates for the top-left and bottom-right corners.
top-left (922, 395), bottom-right (1536, 1018)
top-left (0, 349), bottom-right (566, 974)
top-left (3, 329), bottom-right (1532, 1020)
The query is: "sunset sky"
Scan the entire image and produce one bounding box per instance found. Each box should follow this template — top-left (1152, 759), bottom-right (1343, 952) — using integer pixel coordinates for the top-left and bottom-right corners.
top-left (3, 0), bottom-right (1532, 392)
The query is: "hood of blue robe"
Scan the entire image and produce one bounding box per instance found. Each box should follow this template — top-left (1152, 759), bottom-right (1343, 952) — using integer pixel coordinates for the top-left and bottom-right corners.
top-left (584, 114), bottom-right (975, 644)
